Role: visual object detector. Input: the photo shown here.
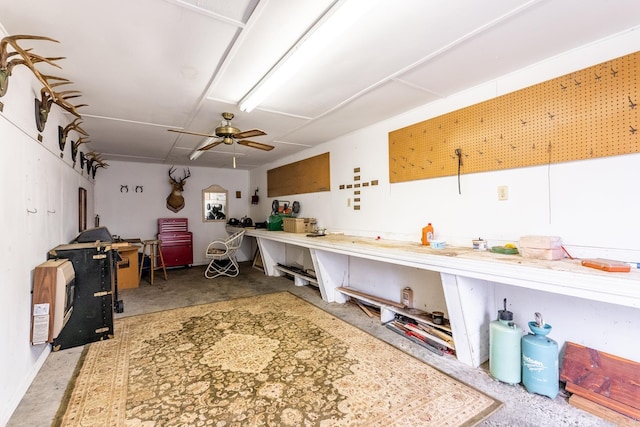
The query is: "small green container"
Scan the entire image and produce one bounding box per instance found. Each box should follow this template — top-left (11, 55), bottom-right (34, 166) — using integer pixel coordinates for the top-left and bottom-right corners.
top-left (491, 246), bottom-right (519, 254)
top-left (267, 215), bottom-right (283, 231)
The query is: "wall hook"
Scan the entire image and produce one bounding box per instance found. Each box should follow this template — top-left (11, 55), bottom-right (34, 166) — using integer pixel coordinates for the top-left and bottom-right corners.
top-left (26, 208), bottom-right (37, 214)
top-left (135, 185), bottom-right (143, 193)
top-left (120, 185), bottom-right (129, 193)
top-left (47, 209), bottom-right (56, 214)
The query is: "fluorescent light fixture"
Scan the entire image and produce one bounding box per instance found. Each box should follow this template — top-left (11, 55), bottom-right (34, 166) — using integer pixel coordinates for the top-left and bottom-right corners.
top-left (239, 0), bottom-right (378, 112)
top-left (189, 150), bottom-right (204, 161)
top-left (189, 137), bottom-right (215, 160)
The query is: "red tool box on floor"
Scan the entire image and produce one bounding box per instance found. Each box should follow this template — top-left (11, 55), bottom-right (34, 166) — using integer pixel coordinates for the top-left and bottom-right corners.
top-left (157, 218), bottom-right (193, 267)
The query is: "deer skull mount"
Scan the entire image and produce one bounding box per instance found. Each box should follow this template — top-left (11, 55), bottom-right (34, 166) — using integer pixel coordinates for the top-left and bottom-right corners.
top-left (35, 78), bottom-right (85, 132)
top-left (83, 151), bottom-right (108, 179)
top-left (34, 77), bottom-right (68, 132)
top-left (166, 167), bottom-right (191, 213)
top-left (72, 137), bottom-right (89, 167)
top-left (59, 118), bottom-right (88, 151)
top-left (0, 35), bottom-right (62, 98)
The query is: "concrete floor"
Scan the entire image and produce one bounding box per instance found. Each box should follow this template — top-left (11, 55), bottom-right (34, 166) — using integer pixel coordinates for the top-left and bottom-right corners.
top-left (8, 263), bottom-right (614, 427)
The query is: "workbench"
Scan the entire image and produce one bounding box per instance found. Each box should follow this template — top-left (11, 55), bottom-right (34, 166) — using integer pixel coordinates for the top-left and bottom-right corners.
top-left (246, 229), bottom-right (640, 367)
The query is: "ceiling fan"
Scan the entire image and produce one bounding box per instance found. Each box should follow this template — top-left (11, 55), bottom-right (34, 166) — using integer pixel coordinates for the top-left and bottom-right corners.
top-left (168, 112), bottom-right (274, 151)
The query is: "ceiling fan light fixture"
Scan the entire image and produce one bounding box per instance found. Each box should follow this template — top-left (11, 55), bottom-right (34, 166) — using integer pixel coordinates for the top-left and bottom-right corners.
top-left (170, 112), bottom-right (274, 158)
top-left (238, 0), bottom-right (378, 112)
top-left (215, 124), bottom-right (241, 137)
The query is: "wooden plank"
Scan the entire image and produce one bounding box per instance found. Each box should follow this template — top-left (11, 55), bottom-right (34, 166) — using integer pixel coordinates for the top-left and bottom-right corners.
top-left (566, 383), bottom-right (640, 421)
top-left (336, 286), bottom-right (405, 308)
top-left (560, 342), bottom-right (640, 418)
top-left (353, 299), bottom-right (375, 318)
top-left (570, 393), bottom-right (640, 425)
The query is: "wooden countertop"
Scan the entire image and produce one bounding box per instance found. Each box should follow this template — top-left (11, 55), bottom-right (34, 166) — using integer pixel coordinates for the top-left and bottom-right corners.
top-left (246, 229), bottom-right (640, 309)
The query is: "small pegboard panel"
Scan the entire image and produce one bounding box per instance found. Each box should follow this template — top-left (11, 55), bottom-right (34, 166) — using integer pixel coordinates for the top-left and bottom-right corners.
top-left (268, 152), bottom-right (331, 197)
top-left (389, 51), bottom-right (639, 183)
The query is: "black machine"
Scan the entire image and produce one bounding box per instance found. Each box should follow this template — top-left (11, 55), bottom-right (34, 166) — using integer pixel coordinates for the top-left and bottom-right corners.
top-left (45, 227), bottom-right (124, 350)
top-left (71, 226), bottom-right (113, 243)
top-left (70, 226), bottom-right (124, 313)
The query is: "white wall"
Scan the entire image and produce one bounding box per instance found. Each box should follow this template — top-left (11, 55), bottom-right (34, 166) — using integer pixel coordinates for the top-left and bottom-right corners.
top-left (0, 57), bottom-right (95, 423)
top-left (94, 161), bottom-right (251, 265)
top-left (250, 28), bottom-right (640, 262)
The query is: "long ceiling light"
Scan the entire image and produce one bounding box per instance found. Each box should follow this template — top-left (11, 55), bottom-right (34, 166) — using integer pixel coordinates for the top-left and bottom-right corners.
top-left (239, 0), bottom-right (378, 113)
top-left (189, 137), bottom-right (215, 160)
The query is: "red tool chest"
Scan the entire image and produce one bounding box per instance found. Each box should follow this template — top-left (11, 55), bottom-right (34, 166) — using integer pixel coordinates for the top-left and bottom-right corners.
top-left (157, 218), bottom-right (193, 267)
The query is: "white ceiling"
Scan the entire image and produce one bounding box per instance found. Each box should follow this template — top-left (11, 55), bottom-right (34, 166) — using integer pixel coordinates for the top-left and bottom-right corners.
top-left (1, 0), bottom-right (639, 170)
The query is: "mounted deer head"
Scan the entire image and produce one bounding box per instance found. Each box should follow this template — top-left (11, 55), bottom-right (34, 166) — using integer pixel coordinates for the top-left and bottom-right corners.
top-left (71, 136), bottom-right (89, 166)
top-left (35, 75), bottom-right (87, 131)
top-left (84, 151), bottom-right (108, 178)
top-left (0, 35), bottom-right (63, 98)
top-left (91, 161), bottom-right (108, 179)
top-left (59, 117), bottom-right (88, 151)
top-left (166, 166), bottom-right (191, 213)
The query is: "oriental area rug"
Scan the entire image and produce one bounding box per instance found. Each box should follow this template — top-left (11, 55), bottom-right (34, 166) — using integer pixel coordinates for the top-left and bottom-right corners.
top-left (54, 292), bottom-right (501, 426)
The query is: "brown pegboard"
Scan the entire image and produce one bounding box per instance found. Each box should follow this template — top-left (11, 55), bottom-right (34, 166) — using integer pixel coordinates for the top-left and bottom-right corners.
top-left (267, 152), bottom-right (330, 197)
top-left (389, 51), bottom-right (639, 183)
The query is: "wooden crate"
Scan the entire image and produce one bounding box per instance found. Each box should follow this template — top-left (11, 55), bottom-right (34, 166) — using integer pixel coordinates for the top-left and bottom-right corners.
top-left (561, 342), bottom-right (640, 420)
top-left (283, 217), bottom-right (316, 233)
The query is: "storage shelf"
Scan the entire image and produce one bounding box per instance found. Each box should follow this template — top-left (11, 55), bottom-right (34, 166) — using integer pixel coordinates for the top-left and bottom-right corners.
top-left (274, 264), bottom-right (318, 286)
top-left (247, 229), bottom-right (640, 368)
top-left (336, 286), bottom-right (455, 351)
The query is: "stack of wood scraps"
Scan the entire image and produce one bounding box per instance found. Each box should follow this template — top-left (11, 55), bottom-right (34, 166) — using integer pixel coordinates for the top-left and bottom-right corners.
top-left (336, 286), bottom-right (456, 356)
top-left (349, 299), bottom-right (380, 318)
top-left (386, 315), bottom-right (454, 356)
top-left (560, 342), bottom-right (640, 425)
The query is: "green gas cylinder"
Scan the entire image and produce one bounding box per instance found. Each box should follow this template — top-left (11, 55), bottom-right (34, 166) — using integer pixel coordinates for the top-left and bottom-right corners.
top-left (489, 298), bottom-right (522, 384)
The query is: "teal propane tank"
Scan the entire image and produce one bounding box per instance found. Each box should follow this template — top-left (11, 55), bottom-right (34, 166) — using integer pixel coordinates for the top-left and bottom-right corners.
top-left (522, 312), bottom-right (559, 398)
top-left (489, 298), bottom-right (522, 384)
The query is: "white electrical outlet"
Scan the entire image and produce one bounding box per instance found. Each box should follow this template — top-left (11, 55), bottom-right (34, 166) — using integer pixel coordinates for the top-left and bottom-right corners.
top-left (498, 186), bottom-right (508, 200)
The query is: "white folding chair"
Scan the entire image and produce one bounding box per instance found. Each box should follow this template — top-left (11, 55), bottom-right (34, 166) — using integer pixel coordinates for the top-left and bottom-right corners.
top-left (204, 230), bottom-right (245, 279)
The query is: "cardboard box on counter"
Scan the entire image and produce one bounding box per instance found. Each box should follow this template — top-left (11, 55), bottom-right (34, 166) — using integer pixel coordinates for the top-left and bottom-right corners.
top-left (283, 217), bottom-right (317, 233)
top-left (519, 235), bottom-right (563, 260)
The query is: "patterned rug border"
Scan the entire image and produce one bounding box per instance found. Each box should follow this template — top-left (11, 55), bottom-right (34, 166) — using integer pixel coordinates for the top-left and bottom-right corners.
top-left (54, 290), bottom-right (503, 426)
top-left (52, 344), bottom-right (89, 427)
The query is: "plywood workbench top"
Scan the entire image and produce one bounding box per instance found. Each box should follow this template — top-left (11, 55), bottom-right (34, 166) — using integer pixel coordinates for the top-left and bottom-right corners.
top-left (246, 229), bottom-right (640, 309)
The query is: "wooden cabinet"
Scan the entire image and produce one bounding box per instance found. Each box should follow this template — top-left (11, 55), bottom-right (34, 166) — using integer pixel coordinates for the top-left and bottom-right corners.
top-left (116, 245), bottom-right (140, 289)
top-left (31, 259), bottom-right (75, 344)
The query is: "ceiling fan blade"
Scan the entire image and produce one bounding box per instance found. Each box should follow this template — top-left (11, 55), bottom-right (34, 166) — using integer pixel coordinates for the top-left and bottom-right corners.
top-left (233, 129), bottom-right (266, 139)
top-left (198, 140), bottom-right (224, 151)
top-left (168, 128), bottom-right (216, 138)
top-left (237, 140), bottom-right (274, 151)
